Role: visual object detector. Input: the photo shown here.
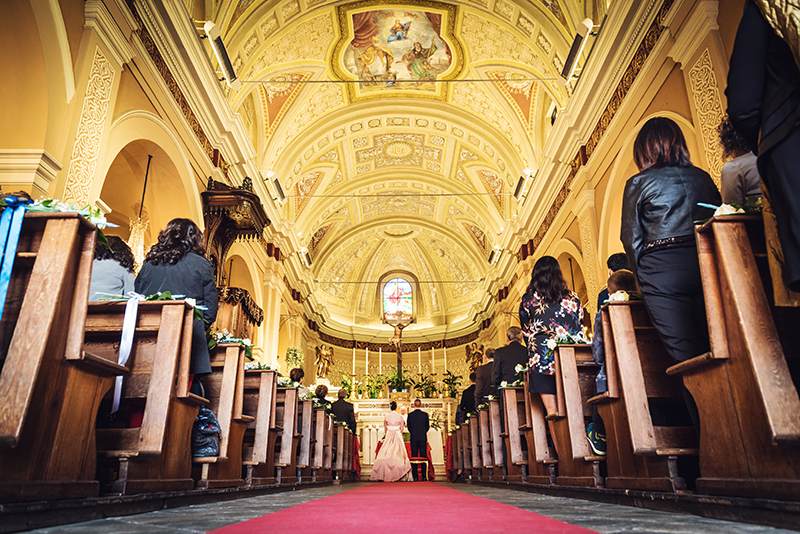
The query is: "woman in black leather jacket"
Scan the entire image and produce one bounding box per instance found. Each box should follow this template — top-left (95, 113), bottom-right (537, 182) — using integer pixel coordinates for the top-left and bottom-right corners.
top-left (621, 117), bottom-right (720, 363)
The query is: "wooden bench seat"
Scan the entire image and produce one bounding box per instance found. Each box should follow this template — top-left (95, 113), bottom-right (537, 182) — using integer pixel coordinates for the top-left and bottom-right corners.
top-left (665, 216), bottom-right (800, 501)
top-left (90, 300), bottom-right (202, 495)
top-left (192, 343), bottom-right (250, 489)
top-left (552, 344), bottom-right (604, 487)
top-left (467, 413), bottom-right (482, 480)
top-left (274, 387), bottom-right (299, 485)
top-left (519, 378), bottom-right (557, 484)
top-left (0, 213), bottom-right (112, 503)
top-left (592, 301), bottom-right (697, 493)
top-left (488, 398), bottom-right (506, 480)
top-left (460, 420), bottom-right (473, 478)
top-left (477, 406), bottom-right (497, 481)
top-left (241, 369), bottom-right (277, 487)
top-left (296, 399), bottom-right (312, 483)
top-left (310, 407), bottom-right (329, 482)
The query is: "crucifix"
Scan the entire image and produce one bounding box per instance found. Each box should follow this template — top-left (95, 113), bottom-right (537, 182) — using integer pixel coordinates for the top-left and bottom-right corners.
top-left (388, 320), bottom-right (409, 376)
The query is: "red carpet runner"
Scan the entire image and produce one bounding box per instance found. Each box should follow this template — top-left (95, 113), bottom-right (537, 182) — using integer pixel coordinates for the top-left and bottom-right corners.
top-left (211, 482), bottom-right (598, 534)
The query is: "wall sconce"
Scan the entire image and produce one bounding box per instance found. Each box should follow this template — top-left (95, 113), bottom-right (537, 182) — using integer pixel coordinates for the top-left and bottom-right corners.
top-left (559, 18), bottom-right (594, 87)
top-left (297, 247), bottom-right (312, 268)
top-left (265, 170), bottom-right (287, 206)
top-left (201, 21), bottom-right (241, 90)
top-left (513, 168), bottom-right (535, 201)
top-left (488, 246), bottom-right (503, 265)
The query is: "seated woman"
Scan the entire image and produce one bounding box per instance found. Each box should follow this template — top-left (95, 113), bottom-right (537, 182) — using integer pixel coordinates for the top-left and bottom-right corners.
top-left (290, 368), bottom-right (310, 399)
top-left (370, 401), bottom-right (410, 482)
top-left (314, 384), bottom-right (331, 410)
top-left (520, 255), bottom-right (584, 455)
top-left (135, 218), bottom-right (218, 379)
top-left (88, 235), bottom-right (135, 301)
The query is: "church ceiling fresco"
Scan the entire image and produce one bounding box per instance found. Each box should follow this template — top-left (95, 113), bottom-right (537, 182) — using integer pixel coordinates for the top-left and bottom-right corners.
top-left (208, 0), bottom-right (604, 328)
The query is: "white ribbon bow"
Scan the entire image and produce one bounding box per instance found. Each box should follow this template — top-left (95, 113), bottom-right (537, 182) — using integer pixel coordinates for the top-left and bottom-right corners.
top-left (111, 292), bottom-right (146, 413)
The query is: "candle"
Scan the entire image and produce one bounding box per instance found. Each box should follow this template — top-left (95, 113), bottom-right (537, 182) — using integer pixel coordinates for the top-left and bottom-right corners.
top-left (444, 345), bottom-right (447, 373)
top-left (366, 346), bottom-right (369, 375)
top-left (418, 347), bottom-right (421, 373)
top-left (379, 347), bottom-right (382, 374)
top-left (352, 345), bottom-right (356, 375)
top-left (431, 346), bottom-right (435, 373)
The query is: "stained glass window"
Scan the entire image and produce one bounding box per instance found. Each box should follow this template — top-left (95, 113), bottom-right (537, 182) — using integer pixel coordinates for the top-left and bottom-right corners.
top-left (383, 278), bottom-right (413, 322)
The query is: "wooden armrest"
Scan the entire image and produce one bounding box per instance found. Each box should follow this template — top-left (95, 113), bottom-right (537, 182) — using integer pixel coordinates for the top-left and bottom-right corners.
top-left (655, 448), bottom-right (699, 456)
top-left (518, 425), bottom-right (531, 431)
top-left (587, 393), bottom-right (609, 405)
top-left (75, 351), bottom-right (129, 375)
top-left (237, 414), bottom-right (256, 423)
top-left (183, 393), bottom-right (210, 406)
top-left (242, 461), bottom-right (259, 466)
top-left (193, 456), bottom-right (228, 463)
top-left (544, 413), bottom-right (563, 421)
top-left (666, 352), bottom-right (723, 376)
top-left (584, 455), bottom-right (605, 462)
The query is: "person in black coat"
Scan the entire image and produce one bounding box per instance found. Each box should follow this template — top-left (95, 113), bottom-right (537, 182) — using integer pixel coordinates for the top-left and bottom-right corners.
top-left (727, 0), bottom-right (800, 292)
top-left (135, 218), bottom-right (218, 377)
top-left (406, 398), bottom-right (430, 480)
top-left (456, 373), bottom-right (476, 424)
top-left (492, 327), bottom-right (528, 387)
top-left (474, 348), bottom-right (497, 409)
top-left (330, 388), bottom-right (356, 433)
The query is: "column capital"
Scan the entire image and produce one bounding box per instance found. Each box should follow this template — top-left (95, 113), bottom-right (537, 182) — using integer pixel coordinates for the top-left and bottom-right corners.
top-left (0, 149), bottom-right (61, 197)
top-left (85, 0), bottom-right (135, 68)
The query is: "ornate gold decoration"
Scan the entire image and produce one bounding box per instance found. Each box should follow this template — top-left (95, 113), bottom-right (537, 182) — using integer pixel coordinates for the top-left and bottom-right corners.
top-left (578, 218), bottom-right (599, 315)
top-left (295, 170), bottom-right (324, 215)
top-left (63, 47), bottom-right (114, 205)
top-left (355, 133), bottom-right (442, 168)
top-left (219, 287), bottom-right (264, 325)
top-left (689, 48), bottom-right (725, 186)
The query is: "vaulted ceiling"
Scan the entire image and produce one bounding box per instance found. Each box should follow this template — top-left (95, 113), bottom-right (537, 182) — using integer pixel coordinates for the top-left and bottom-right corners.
top-left (198, 0), bottom-right (606, 331)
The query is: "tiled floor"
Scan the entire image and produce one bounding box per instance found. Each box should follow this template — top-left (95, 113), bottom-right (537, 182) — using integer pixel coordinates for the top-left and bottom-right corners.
top-left (25, 482), bottom-right (798, 534)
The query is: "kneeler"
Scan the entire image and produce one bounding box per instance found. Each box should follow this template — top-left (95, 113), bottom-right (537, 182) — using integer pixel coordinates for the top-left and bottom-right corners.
top-left (409, 457), bottom-right (428, 481)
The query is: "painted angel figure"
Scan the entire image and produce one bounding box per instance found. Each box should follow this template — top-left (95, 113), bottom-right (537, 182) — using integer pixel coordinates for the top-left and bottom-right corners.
top-left (388, 19), bottom-right (412, 42)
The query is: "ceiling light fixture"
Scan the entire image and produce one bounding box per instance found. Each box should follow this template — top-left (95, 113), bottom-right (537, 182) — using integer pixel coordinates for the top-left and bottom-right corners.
top-left (488, 246), bottom-right (503, 265)
top-left (513, 167), bottom-right (536, 201)
top-left (297, 247), bottom-right (312, 268)
top-left (264, 170), bottom-right (287, 206)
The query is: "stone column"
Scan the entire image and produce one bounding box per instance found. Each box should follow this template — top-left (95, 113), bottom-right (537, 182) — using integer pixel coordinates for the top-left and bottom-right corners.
top-left (262, 266), bottom-right (283, 368)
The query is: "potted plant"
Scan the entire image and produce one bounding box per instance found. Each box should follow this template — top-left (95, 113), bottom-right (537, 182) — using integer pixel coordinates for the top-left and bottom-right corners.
top-left (442, 370), bottom-right (463, 398)
top-left (408, 373), bottom-right (439, 398)
top-left (385, 366), bottom-right (410, 392)
top-left (340, 374), bottom-right (353, 397)
top-left (363, 374), bottom-right (386, 398)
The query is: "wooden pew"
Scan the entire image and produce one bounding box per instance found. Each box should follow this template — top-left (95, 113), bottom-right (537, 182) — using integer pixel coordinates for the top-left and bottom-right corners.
top-left (310, 406), bottom-right (326, 482)
top-left (589, 301), bottom-right (697, 492)
top-left (322, 412), bottom-right (334, 482)
top-left (0, 213), bottom-right (116, 503)
top-left (503, 384), bottom-right (555, 484)
top-left (666, 216), bottom-right (800, 500)
top-left (91, 300), bottom-right (203, 495)
top-left (241, 368), bottom-right (277, 487)
top-left (343, 428), bottom-right (354, 481)
top-left (551, 344), bottom-right (604, 487)
top-left (192, 343), bottom-right (253, 489)
top-left (450, 427), bottom-right (461, 480)
top-left (477, 406), bottom-right (496, 480)
top-left (488, 397), bottom-right (506, 480)
top-left (520, 373), bottom-right (557, 484)
top-left (296, 399), bottom-right (313, 483)
top-left (461, 419), bottom-right (473, 479)
top-left (275, 386), bottom-right (299, 485)
top-left (467, 413), bottom-right (482, 480)
top-left (333, 423), bottom-right (354, 481)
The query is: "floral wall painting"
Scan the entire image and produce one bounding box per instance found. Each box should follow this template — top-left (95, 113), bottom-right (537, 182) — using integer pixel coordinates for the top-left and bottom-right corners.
top-left (333, 1), bottom-right (463, 103)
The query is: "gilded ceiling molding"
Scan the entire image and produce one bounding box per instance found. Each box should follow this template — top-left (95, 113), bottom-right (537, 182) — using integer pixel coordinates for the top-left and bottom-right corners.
top-left (527, 0), bottom-right (675, 255)
top-left (63, 47), bottom-right (114, 206)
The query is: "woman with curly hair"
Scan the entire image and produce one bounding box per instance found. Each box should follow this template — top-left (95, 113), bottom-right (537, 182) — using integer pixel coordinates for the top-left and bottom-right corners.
top-left (718, 115), bottom-right (760, 205)
top-left (135, 218), bottom-right (218, 376)
top-left (89, 235), bottom-right (135, 301)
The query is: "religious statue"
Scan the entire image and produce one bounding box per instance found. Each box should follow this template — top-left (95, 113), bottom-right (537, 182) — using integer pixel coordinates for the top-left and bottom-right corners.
top-left (388, 321), bottom-right (409, 374)
top-left (315, 344), bottom-right (333, 379)
top-left (466, 342), bottom-right (484, 373)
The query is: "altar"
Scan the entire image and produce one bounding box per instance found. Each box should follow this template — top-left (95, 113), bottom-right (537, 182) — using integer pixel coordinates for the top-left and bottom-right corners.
top-left (353, 397), bottom-right (457, 480)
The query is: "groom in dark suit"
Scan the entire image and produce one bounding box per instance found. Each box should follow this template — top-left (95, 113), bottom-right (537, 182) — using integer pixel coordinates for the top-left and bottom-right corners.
top-left (406, 398), bottom-right (430, 481)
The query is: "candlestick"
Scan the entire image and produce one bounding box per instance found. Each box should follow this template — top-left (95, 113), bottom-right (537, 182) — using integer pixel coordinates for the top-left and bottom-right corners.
top-left (379, 347), bottom-right (382, 374)
top-left (352, 346), bottom-right (356, 375)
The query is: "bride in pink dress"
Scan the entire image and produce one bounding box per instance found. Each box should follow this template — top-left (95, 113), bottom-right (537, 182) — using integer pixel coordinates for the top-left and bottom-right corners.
top-left (370, 401), bottom-right (411, 481)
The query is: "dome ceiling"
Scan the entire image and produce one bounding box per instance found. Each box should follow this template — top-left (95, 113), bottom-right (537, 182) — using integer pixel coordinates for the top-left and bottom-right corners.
top-left (203, 0), bottom-right (605, 332)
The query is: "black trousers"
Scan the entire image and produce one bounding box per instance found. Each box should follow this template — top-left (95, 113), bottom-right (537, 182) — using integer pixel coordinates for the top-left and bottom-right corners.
top-left (410, 440), bottom-right (427, 480)
top-left (761, 127), bottom-right (800, 292)
top-left (636, 245), bottom-right (706, 435)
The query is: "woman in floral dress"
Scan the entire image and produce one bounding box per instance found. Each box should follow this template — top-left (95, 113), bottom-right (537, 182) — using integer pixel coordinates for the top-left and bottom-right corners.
top-left (519, 256), bottom-right (584, 447)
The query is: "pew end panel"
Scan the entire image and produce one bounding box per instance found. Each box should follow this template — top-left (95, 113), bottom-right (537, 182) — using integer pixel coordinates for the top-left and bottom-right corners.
top-left (241, 369), bottom-right (278, 486)
top-left (274, 387), bottom-right (299, 485)
top-left (521, 373), bottom-right (557, 485)
top-left (552, 345), bottom-right (604, 487)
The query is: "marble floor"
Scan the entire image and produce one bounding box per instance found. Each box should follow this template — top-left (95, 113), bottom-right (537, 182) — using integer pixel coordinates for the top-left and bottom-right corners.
top-left (23, 482), bottom-right (798, 534)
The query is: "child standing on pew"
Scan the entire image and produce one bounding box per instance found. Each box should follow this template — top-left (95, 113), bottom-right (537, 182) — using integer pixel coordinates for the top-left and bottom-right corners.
top-left (587, 269), bottom-right (639, 456)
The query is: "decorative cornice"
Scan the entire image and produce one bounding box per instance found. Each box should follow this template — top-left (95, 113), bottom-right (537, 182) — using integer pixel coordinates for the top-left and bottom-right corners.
top-left (84, 0), bottom-right (135, 67)
top-left (668, 0), bottom-right (719, 67)
top-left (0, 149), bottom-right (62, 193)
top-left (526, 0), bottom-right (675, 257)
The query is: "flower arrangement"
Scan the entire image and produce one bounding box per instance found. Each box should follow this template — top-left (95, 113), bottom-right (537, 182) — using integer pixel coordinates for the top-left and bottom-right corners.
top-left (0, 196), bottom-right (117, 246)
top-left (285, 346), bottom-right (304, 370)
top-left (429, 408), bottom-right (442, 431)
top-left (408, 373), bottom-right (439, 398)
top-left (245, 361), bottom-right (274, 371)
top-left (442, 370), bottom-right (463, 398)
top-left (340, 374), bottom-right (353, 397)
top-left (542, 331), bottom-right (591, 363)
top-left (696, 197), bottom-right (762, 224)
top-left (99, 290), bottom-right (207, 323)
top-left (207, 326), bottom-right (254, 360)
